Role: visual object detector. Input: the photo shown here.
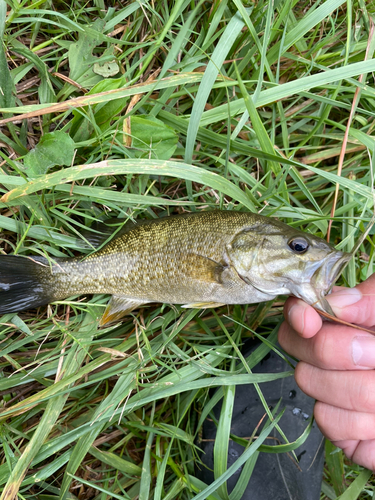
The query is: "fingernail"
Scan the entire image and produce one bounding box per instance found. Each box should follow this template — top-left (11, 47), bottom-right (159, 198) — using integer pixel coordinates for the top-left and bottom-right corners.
top-left (352, 336), bottom-right (375, 367)
top-left (327, 288), bottom-right (362, 311)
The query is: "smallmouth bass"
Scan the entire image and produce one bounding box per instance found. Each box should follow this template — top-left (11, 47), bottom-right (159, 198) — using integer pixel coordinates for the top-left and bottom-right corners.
top-left (0, 211), bottom-right (351, 325)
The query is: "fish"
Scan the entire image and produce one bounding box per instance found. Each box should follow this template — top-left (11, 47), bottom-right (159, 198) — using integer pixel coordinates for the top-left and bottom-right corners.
top-left (0, 211), bottom-right (351, 325)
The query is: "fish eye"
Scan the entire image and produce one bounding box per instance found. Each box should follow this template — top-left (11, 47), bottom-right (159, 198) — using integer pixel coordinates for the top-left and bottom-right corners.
top-left (288, 237), bottom-right (309, 254)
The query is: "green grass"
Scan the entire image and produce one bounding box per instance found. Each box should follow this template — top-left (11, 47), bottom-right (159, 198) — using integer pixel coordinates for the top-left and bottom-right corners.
top-left (0, 0), bottom-right (375, 498)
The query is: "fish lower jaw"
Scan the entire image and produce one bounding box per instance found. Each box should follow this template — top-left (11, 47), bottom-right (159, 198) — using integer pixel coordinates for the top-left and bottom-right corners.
top-left (289, 283), bottom-right (321, 307)
top-left (291, 284), bottom-right (335, 315)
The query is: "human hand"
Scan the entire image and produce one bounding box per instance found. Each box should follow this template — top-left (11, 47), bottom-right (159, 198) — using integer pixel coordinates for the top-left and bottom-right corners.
top-left (278, 274), bottom-right (375, 470)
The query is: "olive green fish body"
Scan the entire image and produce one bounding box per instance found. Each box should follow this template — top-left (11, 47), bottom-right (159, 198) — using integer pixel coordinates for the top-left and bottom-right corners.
top-left (50, 212), bottom-right (274, 304)
top-left (0, 211), bottom-right (351, 323)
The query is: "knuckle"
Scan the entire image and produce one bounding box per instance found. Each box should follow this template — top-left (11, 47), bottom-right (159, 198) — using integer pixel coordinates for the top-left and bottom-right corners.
top-left (350, 437), bottom-right (375, 471)
top-left (294, 362), bottom-right (314, 395)
top-left (313, 330), bottom-right (331, 367)
top-left (278, 322), bottom-right (289, 349)
top-left (356, 373), bottom-right (375, 412)
top-left (313, 402), bottom-right (333, 436)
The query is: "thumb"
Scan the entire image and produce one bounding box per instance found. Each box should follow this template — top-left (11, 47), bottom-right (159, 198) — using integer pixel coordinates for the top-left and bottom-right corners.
top-left (327, 273), bottom-right (375, 327)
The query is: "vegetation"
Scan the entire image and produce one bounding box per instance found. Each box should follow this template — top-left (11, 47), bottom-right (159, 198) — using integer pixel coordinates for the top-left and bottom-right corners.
top-left (0, 0), bottom-right (375, 498)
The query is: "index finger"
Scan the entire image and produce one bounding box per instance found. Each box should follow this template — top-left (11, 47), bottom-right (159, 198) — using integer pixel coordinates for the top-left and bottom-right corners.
top-left (328, 273), bottom-right (375, 327)
top-left (284, 273), bottom-right (375, 338)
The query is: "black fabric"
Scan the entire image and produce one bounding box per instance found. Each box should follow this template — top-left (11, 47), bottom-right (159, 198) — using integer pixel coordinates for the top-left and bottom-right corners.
top-left (197, 340), bottom-right (324, 500)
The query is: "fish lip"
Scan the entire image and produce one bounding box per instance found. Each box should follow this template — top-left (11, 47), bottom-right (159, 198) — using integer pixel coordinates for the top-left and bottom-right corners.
top-left (300, 251), bottom-right (351, 315)
top-left (326, 251), bottom-right (352, 291)
top-left (312, 250), bottom-right (352, 296)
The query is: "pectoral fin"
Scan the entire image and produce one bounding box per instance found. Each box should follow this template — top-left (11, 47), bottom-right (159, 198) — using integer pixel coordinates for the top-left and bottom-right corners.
top-left (183, 254), bottom-right (225, 283)
top-left (99, 296), bottom-right (149, 326)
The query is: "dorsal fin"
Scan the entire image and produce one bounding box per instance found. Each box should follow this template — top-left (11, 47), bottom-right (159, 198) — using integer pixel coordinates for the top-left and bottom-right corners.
top-left (80, 218), bottom-right (156, 248)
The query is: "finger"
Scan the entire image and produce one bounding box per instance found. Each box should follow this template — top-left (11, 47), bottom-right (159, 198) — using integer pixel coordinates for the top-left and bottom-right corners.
top-left (331, 439), bottom-right (375, 471)
top-left (327, 273), bottom-right (375, 327)
top-left (283, 297), bottom-right (322, 338)
top-left (283, 273), bottom-right (375, 338)
top-left (314, 401), bottom-right (375, 441)
top-left (279, 321), bottom-right (375, 370)
top-left (295, 362), bottom-right (375, 413)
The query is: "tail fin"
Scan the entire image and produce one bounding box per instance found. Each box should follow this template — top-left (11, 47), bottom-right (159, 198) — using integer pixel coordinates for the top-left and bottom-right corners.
top-left (0, 255), bottom-right (54, 315)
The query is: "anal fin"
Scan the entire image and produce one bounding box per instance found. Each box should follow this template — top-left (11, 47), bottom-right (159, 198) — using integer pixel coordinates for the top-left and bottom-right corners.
top-left (99, 296), bottom-right (149, 326)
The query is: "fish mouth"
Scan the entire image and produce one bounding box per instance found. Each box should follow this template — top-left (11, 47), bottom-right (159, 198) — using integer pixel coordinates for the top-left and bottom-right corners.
top-left (311, 250), bottom-right (352, 313)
